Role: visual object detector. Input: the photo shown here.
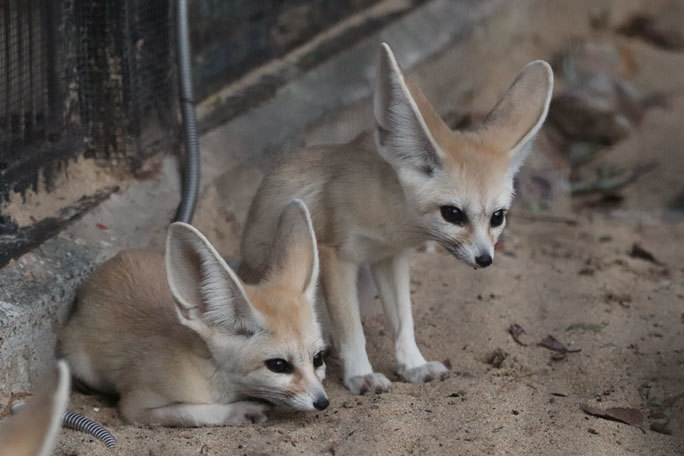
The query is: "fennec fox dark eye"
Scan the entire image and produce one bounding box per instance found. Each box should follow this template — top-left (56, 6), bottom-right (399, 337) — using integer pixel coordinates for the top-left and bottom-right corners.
top-left (440, 206), bottom-right (467, 226)
top-left (265, 358), bottom-right (293, 374)
top-left (313, 351), bottom-right (324, 368)
top-left (490, 210), bottom-right (505, 227)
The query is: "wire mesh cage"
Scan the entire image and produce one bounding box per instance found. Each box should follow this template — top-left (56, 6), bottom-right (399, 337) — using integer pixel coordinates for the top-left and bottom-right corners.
top-left (0, 0), bottom-right (178, 202)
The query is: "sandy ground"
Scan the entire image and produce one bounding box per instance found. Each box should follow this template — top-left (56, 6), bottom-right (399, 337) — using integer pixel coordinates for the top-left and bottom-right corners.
top-left (49, 215), bottom-right (684, 455)
top-left (4, 0), bottom-right (684, 454)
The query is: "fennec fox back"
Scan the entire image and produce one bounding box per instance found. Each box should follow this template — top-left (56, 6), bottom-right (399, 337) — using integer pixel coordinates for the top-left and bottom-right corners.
top-left (240, 43), bottom-right (553, 395)
top-left (60, 200), bottom-right (328, 427)
top-left (0, 360), bottom-right (70, 456)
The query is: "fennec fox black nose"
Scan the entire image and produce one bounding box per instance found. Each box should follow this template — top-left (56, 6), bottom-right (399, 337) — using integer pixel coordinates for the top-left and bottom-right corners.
top-left (313, 396), bottom-right (329, 410)
top-left (475, 253), bottom-right (492, 268)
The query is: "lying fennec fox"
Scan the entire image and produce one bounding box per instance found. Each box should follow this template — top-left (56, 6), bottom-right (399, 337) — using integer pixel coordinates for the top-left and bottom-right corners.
top-left (240, 43), bottom-right (553, 395)
top-left (60, 200), bottom-right (328, 426)
top-left (0, 360), bottom-right (70, 456)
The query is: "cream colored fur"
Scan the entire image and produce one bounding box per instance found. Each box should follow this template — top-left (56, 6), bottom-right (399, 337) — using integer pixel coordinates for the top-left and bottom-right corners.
top-left (60, 200), bottom-right (327, 427)
top-left (240, 43), bottom-right (553, 394)
top-left (0, 360), bottom-right (70, 456)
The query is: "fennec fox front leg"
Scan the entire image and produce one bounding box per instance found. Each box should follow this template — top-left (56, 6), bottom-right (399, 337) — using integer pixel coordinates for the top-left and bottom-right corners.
top-left (370, 252), bottom-right (447, 382)
top-left (118, 394), bottom-right (268, 427)
top-left (319, 246), bottom-right (393, 394)
top-left (240, 43), bottom-right (553, 395)
top-left (61, 200), bottom-right (328, 426)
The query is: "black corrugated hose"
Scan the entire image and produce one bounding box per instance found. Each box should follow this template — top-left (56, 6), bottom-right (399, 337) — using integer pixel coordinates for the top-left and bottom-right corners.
top-left (62, 410), bottom-right (117, 448)
top-left (174, 0), bottom-right (200, 224)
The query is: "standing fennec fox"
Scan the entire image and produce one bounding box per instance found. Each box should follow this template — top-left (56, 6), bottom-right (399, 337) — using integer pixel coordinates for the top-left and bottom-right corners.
top-left (0, 360), bottom-right (70, 456)
top-left (240, 43), bottom-right (553, 395)
top-left (60, 200), bottom-right (328, 427)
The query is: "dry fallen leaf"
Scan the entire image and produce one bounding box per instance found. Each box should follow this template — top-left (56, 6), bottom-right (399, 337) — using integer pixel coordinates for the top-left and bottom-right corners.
top-left (629, 243), bottom-right (661, 265)
top-left (538, 335), bottom-right (581, 354)
top-left (580, 404), bottom-right (644, 426)
top-left (508, 324), bottom-right (527, 346)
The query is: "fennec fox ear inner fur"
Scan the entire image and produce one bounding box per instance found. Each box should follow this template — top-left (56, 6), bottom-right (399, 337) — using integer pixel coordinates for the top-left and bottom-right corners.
top-left (478, 59), bottom-right (554, 175)
top-left (263, 199), bottom-right (319, 302)
top-left (0, 360), bottom-right (70, 456)
top-left (166, 222), bottom-right (265, 337)
top-left (374, 42), bottom-right (443, 175)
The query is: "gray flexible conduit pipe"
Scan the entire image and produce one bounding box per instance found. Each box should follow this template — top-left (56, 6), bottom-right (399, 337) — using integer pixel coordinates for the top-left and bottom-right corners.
top-left (174, 0), bottom-right (200, 224)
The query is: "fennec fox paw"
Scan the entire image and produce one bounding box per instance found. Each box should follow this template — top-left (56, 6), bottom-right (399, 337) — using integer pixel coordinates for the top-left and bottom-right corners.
top-left (345, 373), bottom-right (393, 395)
top-left (226, 401), bottom-right (270, 426)
top-left (400, 361), bottom-right (449, 384)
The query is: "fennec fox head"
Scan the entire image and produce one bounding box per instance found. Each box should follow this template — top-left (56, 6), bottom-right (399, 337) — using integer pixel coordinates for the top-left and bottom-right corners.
top-left (374, 43), bottom-right (553, 268)
top-left (166, 200), bottom-right (328, 411)
top-left (0, 360), bottom-right (70, 456)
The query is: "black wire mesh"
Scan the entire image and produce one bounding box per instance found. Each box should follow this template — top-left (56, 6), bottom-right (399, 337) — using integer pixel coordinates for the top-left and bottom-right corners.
top-left (0, 0), bottom-right (178, 202)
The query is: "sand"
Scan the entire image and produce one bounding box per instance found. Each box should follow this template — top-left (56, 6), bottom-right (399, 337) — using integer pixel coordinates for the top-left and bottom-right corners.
top-left (51, 213), bottom-right (684, 455)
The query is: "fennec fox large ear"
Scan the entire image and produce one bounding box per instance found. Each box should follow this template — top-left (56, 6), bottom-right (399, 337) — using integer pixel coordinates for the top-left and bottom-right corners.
top-left (166, 222), bottom-right (264, 337)
top-left (479, 60), bottom-right (553, 175)
top-left (0, 360), bottom-right (70, 456)
top-left (263, 199), bottom-right (319, 302)
top-left (374, 42), bottom-right (442, 175)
